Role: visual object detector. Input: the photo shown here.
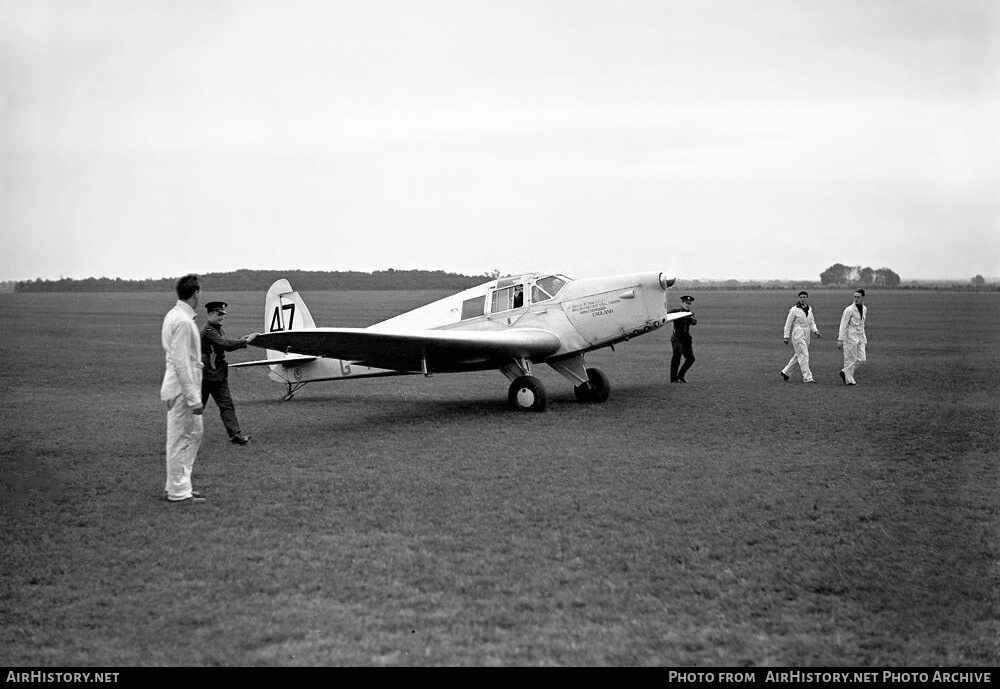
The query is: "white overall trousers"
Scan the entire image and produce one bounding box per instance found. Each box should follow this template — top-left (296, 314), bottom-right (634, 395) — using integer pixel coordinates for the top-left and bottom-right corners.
top-left (782, 305), bottom-right (819, 382)
top-left (838, 303), bottom-right (868, 384)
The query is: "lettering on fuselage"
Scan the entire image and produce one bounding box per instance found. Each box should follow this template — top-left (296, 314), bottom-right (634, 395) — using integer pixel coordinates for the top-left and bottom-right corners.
top-left (569, 297), bottom-right (620, 318)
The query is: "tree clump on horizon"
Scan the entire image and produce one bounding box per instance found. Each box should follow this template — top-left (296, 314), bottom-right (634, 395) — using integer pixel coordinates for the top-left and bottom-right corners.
top-left (820, 263), bottom-right (900, 288)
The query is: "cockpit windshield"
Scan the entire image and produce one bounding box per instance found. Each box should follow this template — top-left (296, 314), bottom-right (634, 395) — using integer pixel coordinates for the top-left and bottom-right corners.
top-left (531, 275), bottom-right (567, 303)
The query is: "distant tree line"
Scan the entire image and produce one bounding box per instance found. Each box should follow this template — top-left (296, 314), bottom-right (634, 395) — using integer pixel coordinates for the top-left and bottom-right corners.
top-left (14, 268), bottom-right (493, 293)
top-left (819, 263), bottom-right (901, 287)
top-left (10, 268), bottom-right (997, 293)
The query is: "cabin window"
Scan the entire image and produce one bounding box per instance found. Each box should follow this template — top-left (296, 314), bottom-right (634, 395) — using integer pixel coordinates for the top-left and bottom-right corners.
top-left (491, 284), bottom-right (524, 313)
top-left (461, 295), bottom-right (485, 320)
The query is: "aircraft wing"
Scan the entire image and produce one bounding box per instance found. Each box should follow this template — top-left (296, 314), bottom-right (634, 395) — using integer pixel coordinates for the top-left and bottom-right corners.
top-left (250, 327), bottom-right (563, 373)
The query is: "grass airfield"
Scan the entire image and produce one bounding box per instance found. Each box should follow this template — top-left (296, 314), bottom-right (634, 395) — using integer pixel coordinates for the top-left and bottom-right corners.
top-left (1, 287), bottom-right (997, 666)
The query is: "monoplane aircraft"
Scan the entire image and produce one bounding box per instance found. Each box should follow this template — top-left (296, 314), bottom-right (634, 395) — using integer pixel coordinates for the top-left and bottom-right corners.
top-left (232, 271), bottom-right (690, 411)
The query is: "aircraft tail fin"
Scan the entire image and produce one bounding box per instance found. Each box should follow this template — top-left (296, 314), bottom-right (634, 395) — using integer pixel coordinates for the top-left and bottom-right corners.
top-left (230, 280), bottom-right (321, 379)
top-left (264, 279), bottom-right (317, 362)
top-left (266, 279), bottom-right (316, 331)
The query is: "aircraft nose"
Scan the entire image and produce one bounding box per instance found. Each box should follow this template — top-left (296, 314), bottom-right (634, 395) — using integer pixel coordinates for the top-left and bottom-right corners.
top-left (659, 273), bottom-right (676, 289)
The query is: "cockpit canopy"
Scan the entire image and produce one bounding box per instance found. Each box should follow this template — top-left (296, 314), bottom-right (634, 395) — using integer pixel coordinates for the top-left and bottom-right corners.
top-left (461, 273), bottom-right (571, 320)
top-left (491, 273), bottom-right (568, 313)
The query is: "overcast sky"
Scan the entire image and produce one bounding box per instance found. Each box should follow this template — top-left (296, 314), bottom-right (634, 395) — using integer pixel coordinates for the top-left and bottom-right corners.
top-left (2, 0), bottom-right (998, 282)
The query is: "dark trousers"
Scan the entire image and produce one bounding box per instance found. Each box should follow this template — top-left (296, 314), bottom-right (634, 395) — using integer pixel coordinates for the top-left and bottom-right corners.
top-left (201, 377), bottom-right (242, 439)
top-left (670, 336), bottom-right (695, 381)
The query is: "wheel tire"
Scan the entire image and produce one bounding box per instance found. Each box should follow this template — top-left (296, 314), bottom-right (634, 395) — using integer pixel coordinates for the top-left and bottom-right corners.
top-left (508, 376), bottom-right (547, 412)
top-left (575, 367), bottom-right (611, 403)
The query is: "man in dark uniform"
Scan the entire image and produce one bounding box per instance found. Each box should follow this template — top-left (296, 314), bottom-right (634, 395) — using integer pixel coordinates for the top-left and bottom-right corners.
top-left (668, 295), bottom-right (698, 383)
top-left (201, 301), bottom-right (260, 444)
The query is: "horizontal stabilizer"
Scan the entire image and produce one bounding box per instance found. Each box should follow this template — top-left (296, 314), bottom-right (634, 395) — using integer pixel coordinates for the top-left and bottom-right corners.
top-left (665, 311), bottom-right (693, 322)
top-left (230, 354), bottom-right (318, 369)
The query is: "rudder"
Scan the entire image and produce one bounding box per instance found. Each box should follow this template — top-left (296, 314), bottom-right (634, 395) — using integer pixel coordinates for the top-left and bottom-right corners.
top-left (264, 280), bottom-right (317, 368)
top-left (265, 279), bottom-right (317, 335)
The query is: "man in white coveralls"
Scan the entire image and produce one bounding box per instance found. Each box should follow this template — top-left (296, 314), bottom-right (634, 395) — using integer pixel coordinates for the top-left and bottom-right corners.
top-left (837, 289), bottom-right (868, 386)
top-left (780, 290), bottom-right (821, 383)
top-left (160, 274), bottom-right (206, 504)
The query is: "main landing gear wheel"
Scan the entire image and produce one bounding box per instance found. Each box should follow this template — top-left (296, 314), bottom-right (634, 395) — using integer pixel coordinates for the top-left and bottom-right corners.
top-left (508, 376), bottom-right (547, 412)
top-left (574, 367), bottom-right (611, 404)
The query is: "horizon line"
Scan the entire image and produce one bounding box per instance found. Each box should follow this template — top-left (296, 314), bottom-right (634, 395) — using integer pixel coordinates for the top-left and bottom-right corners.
top-left (1, 273), bottom-right (996, 284)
